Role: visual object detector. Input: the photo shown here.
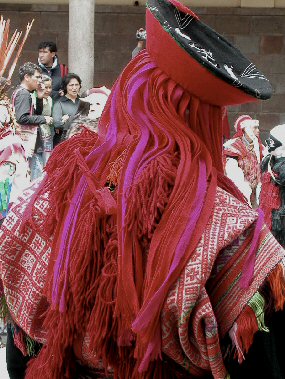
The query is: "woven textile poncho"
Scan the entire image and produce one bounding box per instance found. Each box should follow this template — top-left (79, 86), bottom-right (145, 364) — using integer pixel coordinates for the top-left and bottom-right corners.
top-left (1, 1), bottom-right (285, 379)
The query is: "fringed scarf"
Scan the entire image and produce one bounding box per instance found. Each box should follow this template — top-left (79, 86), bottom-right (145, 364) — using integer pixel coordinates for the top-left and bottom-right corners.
top-left (23, 51), bottom-right (258, 379)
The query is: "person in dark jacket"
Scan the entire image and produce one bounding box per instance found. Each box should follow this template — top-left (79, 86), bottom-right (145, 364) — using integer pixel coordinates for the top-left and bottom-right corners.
top-left (52, 73), bottom-right (82, 146)
top-left (37, 41), bottom-right (68, 101)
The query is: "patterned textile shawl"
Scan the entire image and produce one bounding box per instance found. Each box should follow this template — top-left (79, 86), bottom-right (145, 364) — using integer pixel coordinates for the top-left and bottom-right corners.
top-left (0, 182), bottom-right (51, 343)
top-left (160, 190), bottom-right (284, 378)
top-left (0, 181), bottom-right (284, 378)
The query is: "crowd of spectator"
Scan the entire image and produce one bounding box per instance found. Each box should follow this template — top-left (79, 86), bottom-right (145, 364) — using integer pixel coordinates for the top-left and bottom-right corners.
top-left (12, 41), bottom-right (110, 182)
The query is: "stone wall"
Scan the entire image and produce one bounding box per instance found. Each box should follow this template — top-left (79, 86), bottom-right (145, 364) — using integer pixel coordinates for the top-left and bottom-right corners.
top-left (0, 3), bottom-right (284, 138)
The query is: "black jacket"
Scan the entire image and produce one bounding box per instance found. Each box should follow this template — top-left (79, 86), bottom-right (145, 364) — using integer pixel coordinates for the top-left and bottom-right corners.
top-left (52, 96), bottom-right (81, 130)
top-left (38, 56), bottom-right (68, 101)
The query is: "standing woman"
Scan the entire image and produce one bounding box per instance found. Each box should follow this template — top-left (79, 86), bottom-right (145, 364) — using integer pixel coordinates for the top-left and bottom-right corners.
top-left (52, 73), bottom-right (82, 146)
top-left (29, 75), bottom-right (54, 180)
top-left (39, 75), bottom-right (54, 166)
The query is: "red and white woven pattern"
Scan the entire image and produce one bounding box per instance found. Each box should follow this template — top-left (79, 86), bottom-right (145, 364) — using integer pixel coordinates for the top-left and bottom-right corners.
top-left (160, 188), bottom-right (284, 378)
top-left (0, 183), bottom-right (51, 343)
top-left (76, 188), bottom-right (284, 377)
top-left (0, 185), bottom-right (284, 378)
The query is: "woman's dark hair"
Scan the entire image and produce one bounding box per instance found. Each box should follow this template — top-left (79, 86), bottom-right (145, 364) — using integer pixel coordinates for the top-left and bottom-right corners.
top-left (61, 73), bottom-right (82, 95)
top-left (76, 100), bottom-right (90, 116)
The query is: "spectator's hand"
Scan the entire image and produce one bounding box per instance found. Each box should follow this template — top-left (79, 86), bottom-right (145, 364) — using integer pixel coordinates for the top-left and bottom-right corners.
top-left (44, 116), bottom-right (53, 125)
top-left (37, 83), bottom-right (45, 99)
top-left (62, 114), bottom-right (69, 123)
top-left (59, 89), bottom-right (64, 97)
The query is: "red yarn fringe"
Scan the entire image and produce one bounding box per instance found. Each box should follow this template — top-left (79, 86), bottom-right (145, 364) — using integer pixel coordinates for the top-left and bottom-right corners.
top-left (87, 220), bottom-right (119, 369)
top-left (267, 263), bottom-right (285, 311)
top-left (14, 328), bottom-right (28, 356)
top-left (40, 129), bottom-right (99, 237)
top-left (26, 196), bottom-right (108, 378)
top-left (234, 305), bottom-right (259, 358)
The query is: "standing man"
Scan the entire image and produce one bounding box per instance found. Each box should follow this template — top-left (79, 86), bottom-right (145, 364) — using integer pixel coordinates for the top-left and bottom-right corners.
top-left (12, 62), bottom-right (53, 179)
top-left (37, 41), bottom-right (68, 101)
top-left (132, 28), bottom-right (146, 58)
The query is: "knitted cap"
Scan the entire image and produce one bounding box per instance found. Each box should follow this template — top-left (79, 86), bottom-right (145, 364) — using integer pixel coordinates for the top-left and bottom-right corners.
top-left (146, 0), bottom-right (272, 106)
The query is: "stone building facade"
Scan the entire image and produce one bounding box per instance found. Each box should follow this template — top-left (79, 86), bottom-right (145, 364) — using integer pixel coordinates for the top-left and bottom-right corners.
top-left (0, 3), bottom-right (284, 138)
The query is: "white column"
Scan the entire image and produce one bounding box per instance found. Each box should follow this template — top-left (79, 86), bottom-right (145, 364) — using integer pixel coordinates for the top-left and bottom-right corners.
top-left (68, 0), bottom-right (95, 91)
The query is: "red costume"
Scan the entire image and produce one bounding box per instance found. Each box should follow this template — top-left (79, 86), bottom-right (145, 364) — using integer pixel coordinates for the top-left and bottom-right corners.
top-left (0, 2), bottom-right (284, 379)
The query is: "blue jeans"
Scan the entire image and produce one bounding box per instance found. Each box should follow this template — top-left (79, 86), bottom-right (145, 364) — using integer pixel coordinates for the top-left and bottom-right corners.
top-left (29, 154), bottom-right (44, 182)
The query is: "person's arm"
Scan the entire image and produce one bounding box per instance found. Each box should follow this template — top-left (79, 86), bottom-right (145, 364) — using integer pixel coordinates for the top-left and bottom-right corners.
top-left (132, 41), bottom-right (144, 59)
top-left (52, 100), bottom-right (64, 129)
top-left (35, 97), bottom-right (44, 115)
top-left (14, 90), bottom-right (46, 125)
top-left (225, 157), bottom-right (251, 205)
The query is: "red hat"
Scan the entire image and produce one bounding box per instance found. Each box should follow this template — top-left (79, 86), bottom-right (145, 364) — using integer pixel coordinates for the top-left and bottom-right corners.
top-left (146, 0), bottom-right (272, 106)
top-left (234, 114), bottom-right (259, 134)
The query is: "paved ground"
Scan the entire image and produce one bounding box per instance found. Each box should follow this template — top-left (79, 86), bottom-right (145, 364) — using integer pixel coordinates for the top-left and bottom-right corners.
top-left (0, 347), bottom-right (9, 379)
